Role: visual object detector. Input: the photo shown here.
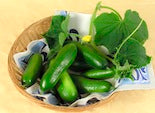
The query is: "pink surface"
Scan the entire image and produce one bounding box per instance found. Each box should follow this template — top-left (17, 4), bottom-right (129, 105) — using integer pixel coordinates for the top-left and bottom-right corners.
top-left (0, 0), bottom-right (155, 113)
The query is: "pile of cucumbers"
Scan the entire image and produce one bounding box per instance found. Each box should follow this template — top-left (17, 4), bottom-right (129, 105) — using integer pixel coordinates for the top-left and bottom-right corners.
top-left (22, 42), bottom-right (114, 103)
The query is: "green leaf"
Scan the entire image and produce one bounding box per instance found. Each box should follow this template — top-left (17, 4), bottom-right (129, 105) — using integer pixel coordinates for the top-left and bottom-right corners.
top-left (123, 10), bottom-right (148, 44)
top-left (94, 12), bottom-right (123, 53)
top-left (94, 10), bottom-right (149, 54)
top-left (114, 60), bottom-right (133, 79)
top-left (116, 38), bottom-right (151, 68)
top-left (117, 60), bottom-right (132, 71)
top-left (59, 32), bottom-right (67, 46)
top-left (61, 15), bottom-right (70, 33)
top-left (70, 33), bottom-right (81, 39)
top-left (43, 15), bottom-right (66, 49)
top-left (118, 61), bottom-right (134, 80)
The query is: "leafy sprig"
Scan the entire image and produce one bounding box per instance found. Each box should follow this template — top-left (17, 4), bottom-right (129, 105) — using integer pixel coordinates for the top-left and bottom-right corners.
top-left (90, 1), bottom-right (150, 79)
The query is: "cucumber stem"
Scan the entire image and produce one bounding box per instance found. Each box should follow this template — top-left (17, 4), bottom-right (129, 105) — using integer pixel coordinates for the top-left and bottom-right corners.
top-left (89, 1), bottom-right (102, 41)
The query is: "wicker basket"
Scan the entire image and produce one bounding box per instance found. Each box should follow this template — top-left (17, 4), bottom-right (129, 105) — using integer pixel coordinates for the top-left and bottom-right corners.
top-left (8, 16), bottom-right (117, 112)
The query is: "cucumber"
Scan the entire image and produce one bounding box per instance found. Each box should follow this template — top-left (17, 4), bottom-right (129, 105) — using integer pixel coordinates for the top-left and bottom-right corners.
top-left (22, 53), bottom-right (42, 87)
top-left (40, 43), bottom-right (77, 92)
top-left (76, 43), bottom-right (108, 69)
top-left (57, 71), bottom-right (78, 103)
top-left (70, 57), bottom-right (92, 72)
top-left (83, 69), bottom-right (115, 79)
top-left (71, 75), bottom-right (112, 93)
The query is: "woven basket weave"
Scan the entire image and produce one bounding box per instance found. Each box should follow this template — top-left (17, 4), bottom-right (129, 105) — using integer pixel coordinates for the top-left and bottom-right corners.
top-left (8, 16), bottom-right (116, 112)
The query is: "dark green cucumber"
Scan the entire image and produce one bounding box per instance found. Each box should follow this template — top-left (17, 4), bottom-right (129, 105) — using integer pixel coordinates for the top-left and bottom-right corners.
top-left (76, 43), bottom-right (108, 69)
top-left (83, 69), bottom-right (115, 79)
top-left (22, 53), bottom-right (42, 87)
top-left (71, 75), bottom-right (112, 93)
top-left (70, 58), bottom-right (92, 72)
top-left (57, 71), bottom-right (78, 103)
top-left (40, 43), bottom-right (77, 92)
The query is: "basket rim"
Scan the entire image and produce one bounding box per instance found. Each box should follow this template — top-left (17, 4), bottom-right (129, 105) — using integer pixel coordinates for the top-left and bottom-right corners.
top-left (8, 16), bottom-right (119, 112)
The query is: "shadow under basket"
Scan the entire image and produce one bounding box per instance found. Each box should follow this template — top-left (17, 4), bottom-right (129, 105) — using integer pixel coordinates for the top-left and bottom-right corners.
top-left (8, 16), bottom-right (117, 112)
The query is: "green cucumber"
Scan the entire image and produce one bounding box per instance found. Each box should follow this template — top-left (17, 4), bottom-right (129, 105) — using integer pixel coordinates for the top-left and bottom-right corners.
top-left (40, 43), bottom-right (77, 92)
top-left (70, 58), bottom-right (92, 72)
top-left (76, 43), bottom-right (108, 69)
top-left (22, 53), bottom-right (42, 87)
top-left (57, 71), bottom-right (78, 103)
top-left (71, 75), bottom-right (112, 93)
top-left (84, 69), bottom-right (115, 79)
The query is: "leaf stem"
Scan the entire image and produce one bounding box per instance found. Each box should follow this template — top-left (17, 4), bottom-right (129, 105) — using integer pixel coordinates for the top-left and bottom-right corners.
top-left (114, 19), bottom-right (143, 60)
top-left (89, 1), bottom-right (102, 37)
top-left (100, 6), bottom-right (122, 21)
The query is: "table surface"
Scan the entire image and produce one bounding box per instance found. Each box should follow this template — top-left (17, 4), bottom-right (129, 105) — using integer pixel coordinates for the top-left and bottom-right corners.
top-left (0, 0), bottom-right (155, 113)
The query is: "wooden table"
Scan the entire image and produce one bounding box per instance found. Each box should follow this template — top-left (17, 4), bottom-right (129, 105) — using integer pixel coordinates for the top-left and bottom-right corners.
top-left (0, 0), bottom-right (155, 113)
